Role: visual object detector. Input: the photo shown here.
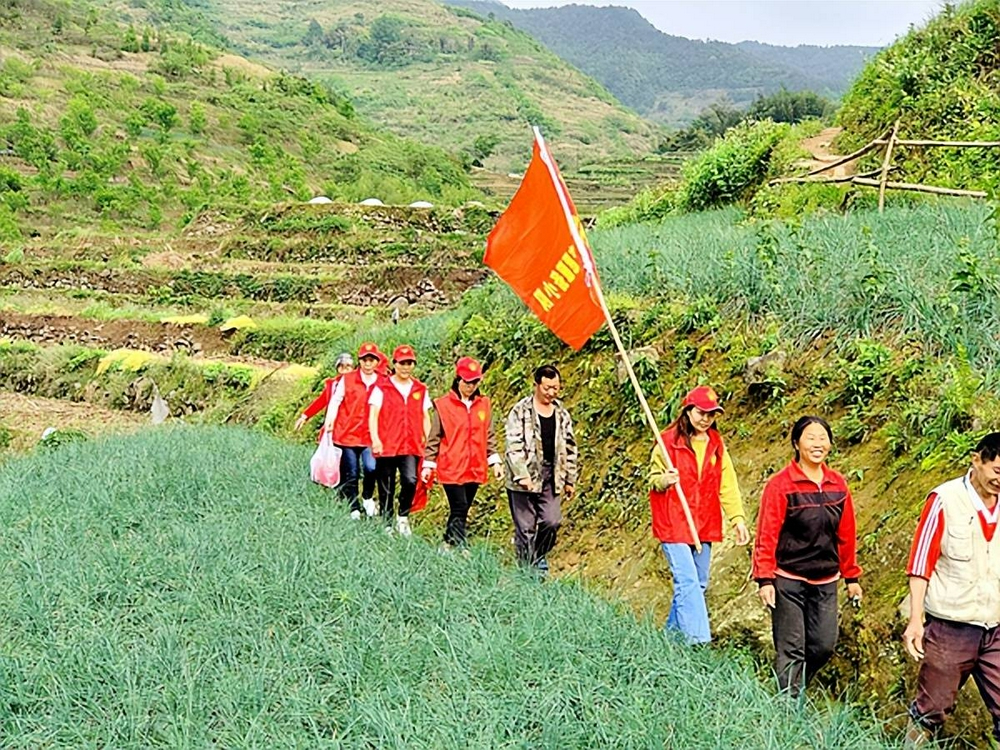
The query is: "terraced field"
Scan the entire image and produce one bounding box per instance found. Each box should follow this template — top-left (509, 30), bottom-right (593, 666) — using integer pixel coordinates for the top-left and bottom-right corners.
top-left (0, 200), bottom-right (493, 444)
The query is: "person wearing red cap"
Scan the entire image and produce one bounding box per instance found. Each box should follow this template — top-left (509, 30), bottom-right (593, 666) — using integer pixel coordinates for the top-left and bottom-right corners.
top-left (423, 356), bottom-right (503, 549)
top-left (296, 343), bottom-right (382, 519)
top-left (752, 416), bottom-right (862, 696)
top-left (369, 344), bottom-right (432, 537)
top-left (649, 385), bottom-right (748, 645)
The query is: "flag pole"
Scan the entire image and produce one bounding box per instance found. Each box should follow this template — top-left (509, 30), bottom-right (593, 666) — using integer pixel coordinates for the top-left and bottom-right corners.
top-left (589, 280), bottom-right (703, 554)
top-left (529, 126), bottom-right (702, 551)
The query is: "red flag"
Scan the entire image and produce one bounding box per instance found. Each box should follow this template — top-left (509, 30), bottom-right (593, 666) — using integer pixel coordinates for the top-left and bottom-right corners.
top-left (484, 128), bottom-right (605, 350)
top-left (410, 461), bottom-right (434, 513)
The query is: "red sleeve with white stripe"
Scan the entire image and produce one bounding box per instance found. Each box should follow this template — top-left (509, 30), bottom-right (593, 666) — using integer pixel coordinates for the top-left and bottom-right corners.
top-left (907, 492), bottom-right (944, 579)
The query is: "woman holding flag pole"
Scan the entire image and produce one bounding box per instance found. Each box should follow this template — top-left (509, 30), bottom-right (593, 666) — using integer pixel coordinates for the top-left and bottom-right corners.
top-left (649, 386), bottom-right (749, 644)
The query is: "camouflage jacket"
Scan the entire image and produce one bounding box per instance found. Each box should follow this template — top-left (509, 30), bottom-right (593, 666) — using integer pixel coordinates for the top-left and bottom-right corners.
top-left (503, 395), bottom-right (578, 494)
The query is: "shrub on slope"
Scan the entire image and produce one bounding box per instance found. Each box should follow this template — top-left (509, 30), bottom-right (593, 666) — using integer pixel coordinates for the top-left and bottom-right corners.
top-left (837, 0), bottom-right (1000, 190)
top-left (0, 426), bottom-right (887, 747)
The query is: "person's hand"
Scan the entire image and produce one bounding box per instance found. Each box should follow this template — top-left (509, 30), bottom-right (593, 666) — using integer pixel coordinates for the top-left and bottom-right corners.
top-left (846, 581), bottom-right (863, 604)
top-left (294, 414), bottom-right (307, 431)
top-left (663, 468), bottom-right (679, 487)
top-left (564, 484), bottom-right (575, 499)
top-left (903, 618), bottom-right (925, 661)
top-left (492, 464), bottom-right (504, 481)
top-left (733, 520), bottom-right (750, 546)
top-left (758, 584), bottom-right (776, 609)
top-left (421, 467), bottom-right (433, 483)
top-left (516, 477), bottom-right (536, 493)
top-left (371, 438), bottom-right (383, 456)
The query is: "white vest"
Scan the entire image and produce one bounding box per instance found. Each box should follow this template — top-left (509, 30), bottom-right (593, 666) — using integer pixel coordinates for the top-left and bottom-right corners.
top-left (925, 476), bottom-right (1000, 628)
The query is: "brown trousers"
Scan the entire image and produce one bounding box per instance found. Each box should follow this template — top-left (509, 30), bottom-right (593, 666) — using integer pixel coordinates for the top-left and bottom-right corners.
top-left (910, 615), bottom-right (1000, 740)
top-left (507, 464), bottom-right (560, 565)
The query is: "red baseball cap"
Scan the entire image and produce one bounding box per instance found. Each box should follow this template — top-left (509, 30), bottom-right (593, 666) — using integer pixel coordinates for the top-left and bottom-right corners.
top-left (358, 342), bottom-right (380, 359)
top-left (682, 386), bottom-right (724, 413)
top-left (456, 356), bottom-right (483, 381)
top-left (393, 344), bottom-right (416, 362)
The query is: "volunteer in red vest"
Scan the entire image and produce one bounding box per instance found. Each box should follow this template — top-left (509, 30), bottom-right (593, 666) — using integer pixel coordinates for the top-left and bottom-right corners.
top-left (649, 385), bottom-right (748, 645)
top-left (369, 344), bottom-right (432, 537)
top-left (902, 432), bottom-right (1000, 747)
top-left (295, 353), bottom-right (354, 439)
top-left (422, 356), bottom-right (503, 549)
top-left (752, 416), bottom-right (862, 697)
top-left (296, 343), bottom-right (381, 519)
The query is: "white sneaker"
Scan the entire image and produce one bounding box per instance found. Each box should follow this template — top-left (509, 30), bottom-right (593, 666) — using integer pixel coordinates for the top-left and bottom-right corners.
top-left (350, 510), bottom-right (361, 520)
top-left (362, 498), bottom-right (377, 517)
top-left (396, 516), bottom-right (412, 537)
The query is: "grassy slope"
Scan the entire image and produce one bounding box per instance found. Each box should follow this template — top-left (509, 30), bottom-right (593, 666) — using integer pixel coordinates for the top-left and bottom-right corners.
top-left (0, 0), bottom-right (478, 242)
top-left (101, 0), bottom-right (660, 173)
top-left (837, 0), bottom-right (1000, 189)
top-left (0, 426), bottom-right (889, 747)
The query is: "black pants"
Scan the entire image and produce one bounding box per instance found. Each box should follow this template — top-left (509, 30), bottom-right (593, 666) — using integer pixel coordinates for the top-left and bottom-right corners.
top-left (443, 482), bottom-right (480, 546)
top-left (771, 576), bottom-right (839, 696)
top-left (507, 464), bottom-right (560, 565)
top-left (376, 455), bottom-right (418, 521)
top-left (337, 446), bottom-right (377, 513)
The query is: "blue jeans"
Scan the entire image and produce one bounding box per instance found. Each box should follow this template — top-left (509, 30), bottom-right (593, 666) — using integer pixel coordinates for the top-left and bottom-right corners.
top-left (337, 445), bottom-right (378, 513)
top-left (661, 542), bottom-right (713, 645)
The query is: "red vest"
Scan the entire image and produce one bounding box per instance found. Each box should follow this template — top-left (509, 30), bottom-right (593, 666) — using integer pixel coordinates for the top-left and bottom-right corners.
top-left (434, 392), bottom-right (491, 485)
top-left (332, 370), bottom-right (375, 447)
top-left (649, 426), bottom-right (725, 544)
top-left (378, 376), bottom-right (427, 457)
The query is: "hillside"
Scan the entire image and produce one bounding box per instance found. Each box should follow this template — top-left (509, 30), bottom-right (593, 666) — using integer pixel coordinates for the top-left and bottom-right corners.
top-left (837, 0), bottom-right (1000, 190)
top-left (449, 1), bottom-right (877, 125)
top-left (0, 0), bottom-right (483, 241)
top-left (4, 201), bottom-right (999, 744)
top-left (98, 0), bottom-right (660, 173)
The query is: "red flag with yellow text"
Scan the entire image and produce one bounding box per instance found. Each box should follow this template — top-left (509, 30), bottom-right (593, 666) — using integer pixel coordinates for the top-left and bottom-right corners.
top-left (484, 129), bottom-right (605, 350)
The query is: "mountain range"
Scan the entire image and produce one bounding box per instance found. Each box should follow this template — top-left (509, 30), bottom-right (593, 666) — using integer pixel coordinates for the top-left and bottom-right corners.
top-left (449, 1), bottom-right (878, 125)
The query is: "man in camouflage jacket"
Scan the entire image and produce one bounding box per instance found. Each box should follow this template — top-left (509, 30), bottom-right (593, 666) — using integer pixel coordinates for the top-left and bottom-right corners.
top-left (504, 364), bottom-right (578, 573)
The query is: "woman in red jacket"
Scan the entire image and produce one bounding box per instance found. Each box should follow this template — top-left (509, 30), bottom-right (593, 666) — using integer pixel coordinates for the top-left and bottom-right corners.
top-left (649, 386), bottom-right (749, 645)
top-left (752, 415), bottom-right (863, 696)
top-left (422, 357), bottom-right (503, 549)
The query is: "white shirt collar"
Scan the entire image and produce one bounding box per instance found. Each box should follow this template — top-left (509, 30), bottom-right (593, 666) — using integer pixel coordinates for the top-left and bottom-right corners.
top-left (964, 471), bottom-right (1000, 524)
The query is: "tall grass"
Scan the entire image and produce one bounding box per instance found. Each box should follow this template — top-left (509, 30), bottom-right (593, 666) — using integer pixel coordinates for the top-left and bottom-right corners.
top-left (593, 202), bottom-right (1000, 370)
top-left (0, 427), bottom-right (890, 748)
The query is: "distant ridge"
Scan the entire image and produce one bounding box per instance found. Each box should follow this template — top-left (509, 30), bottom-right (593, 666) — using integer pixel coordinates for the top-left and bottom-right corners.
top-left (448, 1), bottom-right (878, 125)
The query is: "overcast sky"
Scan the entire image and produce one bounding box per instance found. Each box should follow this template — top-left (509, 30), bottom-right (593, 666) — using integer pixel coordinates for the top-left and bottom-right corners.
top-left (502, 0), bottom-right (947, 46)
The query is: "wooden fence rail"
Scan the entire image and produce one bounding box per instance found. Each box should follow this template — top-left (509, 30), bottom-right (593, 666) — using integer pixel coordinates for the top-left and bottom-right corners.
top-left (772, 127), bottom-right (999, 211)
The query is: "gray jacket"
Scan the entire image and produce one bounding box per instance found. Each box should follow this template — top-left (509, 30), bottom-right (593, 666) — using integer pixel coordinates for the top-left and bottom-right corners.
top-left (504, 395), bottom-right (578, 494)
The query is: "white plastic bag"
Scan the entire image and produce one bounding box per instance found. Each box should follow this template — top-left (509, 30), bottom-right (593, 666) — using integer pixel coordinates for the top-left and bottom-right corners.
top-left (310, 432), bottom-right (342, 488)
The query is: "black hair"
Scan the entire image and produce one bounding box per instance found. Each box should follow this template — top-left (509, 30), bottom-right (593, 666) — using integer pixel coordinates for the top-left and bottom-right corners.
top-left (668, 405), bottom-right (698, 445)
top-left (534, 364), bottom-right (561, 384)
top-left (975, 432), bottom-right (1000, 462)
top-left (790, 416), bottom-right (833, 462)
top-left (451, 376), bottom-right (481, 399)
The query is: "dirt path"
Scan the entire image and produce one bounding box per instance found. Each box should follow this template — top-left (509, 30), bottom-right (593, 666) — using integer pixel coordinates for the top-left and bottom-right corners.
top-left (0, 392), bottom-right (149, 451)
top-left (796, 126), bottom-right (853, 177)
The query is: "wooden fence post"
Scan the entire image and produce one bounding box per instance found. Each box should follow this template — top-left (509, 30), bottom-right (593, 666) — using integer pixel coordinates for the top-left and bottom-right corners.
top-left (878, 119), bottom-right (901, 213)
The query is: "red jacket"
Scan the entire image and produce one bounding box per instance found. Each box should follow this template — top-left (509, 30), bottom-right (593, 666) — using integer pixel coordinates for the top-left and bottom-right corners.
top-left (302, 377), bottom-right (339, 443)
top-left (376, 376), bottom-right (428, 457)
top-left (332, 370), bottom-right (375, 448)
top-left (752, 460), bottom-right (862, 585)
top-left (649, 426), bottom-right (725, 544)
top-left (432, 392), bottom-right (491, 484)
